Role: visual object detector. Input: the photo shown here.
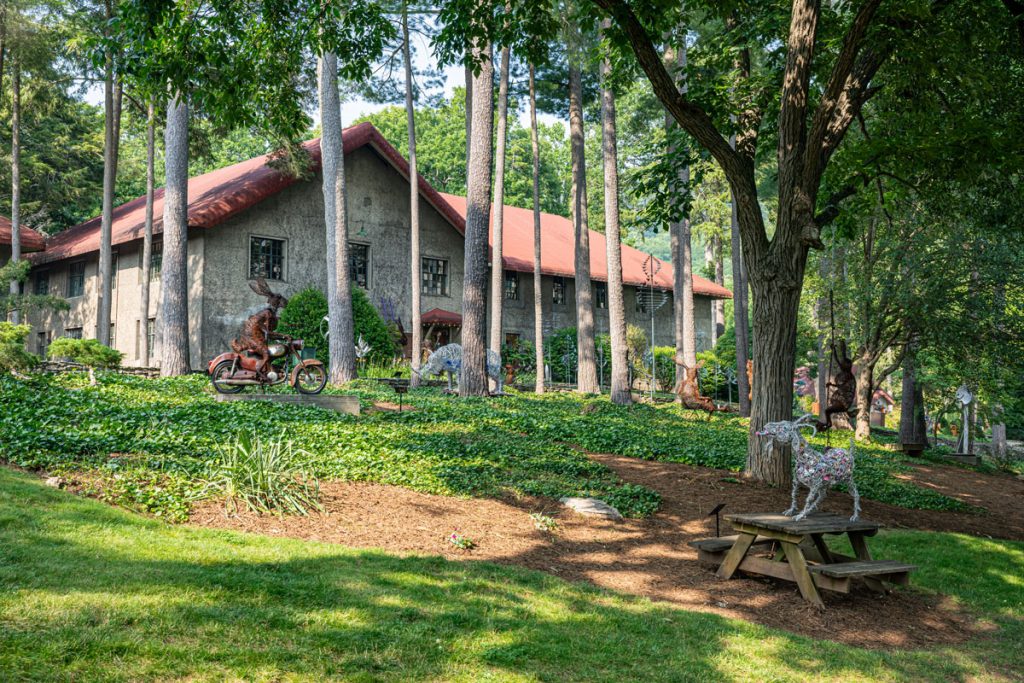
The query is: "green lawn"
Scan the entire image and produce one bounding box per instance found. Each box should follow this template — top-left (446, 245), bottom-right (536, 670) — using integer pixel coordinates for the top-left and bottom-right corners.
top-left (0, 373), bottom-right (970, 521)
top-left (1, 466), bottom-right (1021, 682)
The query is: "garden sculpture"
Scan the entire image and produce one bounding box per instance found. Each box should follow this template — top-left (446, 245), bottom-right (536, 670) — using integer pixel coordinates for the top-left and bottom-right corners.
top-left (746, 359), bottom-right (753, 402)
top-left (414, 343), bottom-right (504, 394)
top-left (674, 361), bottom-right (719, 419)
top-left (757, 414), bottom-right (861, 521)
top-left (820, 339), bottom-right (856, 430)
top-left (231, 278), bottom-right (289, 377)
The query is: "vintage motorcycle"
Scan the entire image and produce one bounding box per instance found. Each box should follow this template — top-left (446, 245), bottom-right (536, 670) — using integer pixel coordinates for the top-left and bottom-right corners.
top-left (207, 337), bottom-right (327, 395)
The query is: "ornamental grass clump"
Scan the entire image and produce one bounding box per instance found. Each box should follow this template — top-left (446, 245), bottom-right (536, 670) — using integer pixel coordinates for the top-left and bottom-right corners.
top-left (209, 432), bottom-right (322, 516)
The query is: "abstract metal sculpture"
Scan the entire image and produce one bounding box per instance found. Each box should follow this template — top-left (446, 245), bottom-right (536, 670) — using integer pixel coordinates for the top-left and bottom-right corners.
top-left (674, 361), bottom-right (719, 419)
top-left (415, 343), bottom-right (504, 394)
top-left (821, 339), bottom-right (856, 430)
top-left (231, 278), bottom-right (289, 376)
top-left (757, 414), bottom-right (861, 521)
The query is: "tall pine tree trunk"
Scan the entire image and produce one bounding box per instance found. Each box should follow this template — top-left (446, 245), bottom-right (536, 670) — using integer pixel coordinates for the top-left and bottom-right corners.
top-left (7, 63), bottom-right (19, 324)
top-left (713, 232), bottom-right (724, 342)
top-left (899, 342), bottom-right (928, 449)
top-left (488, 46), bottom-right (511, 355)
top-left (403, 10), bottom-right (423, 388)
top-left (569, 61), bottom-right (599, 394)
top-left (319, 52), bottom-right (356, 385)
top-left (729, 135), bottom-right (750, 416)
top-left (97, 52), bottom-right (122, 345)
top-left (140, 98), bottom-right (155, 366)
top-left (600, 24), bottom-right (631, 405)
top-left (704, 239), bottom-right (717, 346)
top-left (464, 60), bottom-right (472, 170)
top-left (159, 92), bottom-right (190, 375)
top-left (529, 64), bottom-right (545, 394)
top-left (854, 356), bottom-right (874, 440)
top-left (669, 36), bottom-right (696, 381)
top-left (460, 43), bottom-right (494, 396)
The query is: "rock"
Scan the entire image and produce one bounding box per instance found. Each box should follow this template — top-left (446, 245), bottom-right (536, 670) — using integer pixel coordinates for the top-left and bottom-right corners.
top-left (559, 497), bottom-right (623, 521)
top-left (44, 476), bottom-right (66, 489)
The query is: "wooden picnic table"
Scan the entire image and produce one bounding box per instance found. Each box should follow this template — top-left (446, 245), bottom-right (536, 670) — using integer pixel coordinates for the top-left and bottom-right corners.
top-left (689, 512), bottom-right (917, 607)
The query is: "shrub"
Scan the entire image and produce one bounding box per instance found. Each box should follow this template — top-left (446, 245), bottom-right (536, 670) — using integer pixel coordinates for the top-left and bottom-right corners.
top-left (278, 286), bottom-right (398, 366)
top-left (0, 322), bottom-right (38, 373)
top-left (502, 338), bottom-right (536, 373)
top-left (48, 337), bottom-right (121, 385)
top-left (545, 327), bottom-right (578, 383)
top-left (207, 432), bottom-right (321, 516)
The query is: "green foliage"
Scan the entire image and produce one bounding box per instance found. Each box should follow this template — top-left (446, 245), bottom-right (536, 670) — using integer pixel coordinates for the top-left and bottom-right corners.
top-left (0, 260), bottom-right (69, 317)
top-left (545, 327), bottom-right (578, 383)
top-left (0, 323), bottom-right (38, 373)
top-left (208, 432), bottom-right (321, 516)
top-left (502, 339), bottom-right (536, 373)
top-left (47, 337), bottom-right (122, 369)
top-left (277, 286), bottom-right (398, 365)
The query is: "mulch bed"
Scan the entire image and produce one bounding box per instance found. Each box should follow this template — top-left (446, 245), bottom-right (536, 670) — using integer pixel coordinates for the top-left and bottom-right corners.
top-left (189, 454), bottom-right (1024, 650)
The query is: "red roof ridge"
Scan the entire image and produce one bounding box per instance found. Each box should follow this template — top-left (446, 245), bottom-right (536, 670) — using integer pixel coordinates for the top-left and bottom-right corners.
top-left (30, 122), bottom-right (465, 265)
top-left (0, 215), bottom-right (46, 252)
top-left (436, 192), bottom-right (731, 300)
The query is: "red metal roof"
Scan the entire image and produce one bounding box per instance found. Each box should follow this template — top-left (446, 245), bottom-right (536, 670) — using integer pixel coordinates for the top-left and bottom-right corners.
top-left (0, 216), bottom-right (45, 252)
top-left (421, 308), bottom-right (462, 326)
top-left (31, 122), bottom-right (466, 265)
top-left (439, 193), bottom-right (731, 299)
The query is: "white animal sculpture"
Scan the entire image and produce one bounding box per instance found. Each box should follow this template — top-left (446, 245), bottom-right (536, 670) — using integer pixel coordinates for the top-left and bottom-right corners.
top-left (756, 414), bottom-right (861, 521)
top-left (414, 343), bottom-right (503, 394)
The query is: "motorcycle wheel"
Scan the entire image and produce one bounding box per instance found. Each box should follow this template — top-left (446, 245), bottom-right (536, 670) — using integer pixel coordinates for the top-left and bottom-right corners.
top-left (294, 363), bottom-right (328, 394)
top-left (210, 359), bottom-right (245, 394)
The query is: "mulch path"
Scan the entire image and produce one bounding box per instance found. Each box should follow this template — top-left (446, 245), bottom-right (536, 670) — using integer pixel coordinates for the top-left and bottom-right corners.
top-left (189, 454), bottom-right (1024, 650)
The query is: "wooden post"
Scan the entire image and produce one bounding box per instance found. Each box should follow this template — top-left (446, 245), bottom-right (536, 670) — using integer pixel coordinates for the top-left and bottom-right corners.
top-left (992, 423), bottom-right (1008, 464)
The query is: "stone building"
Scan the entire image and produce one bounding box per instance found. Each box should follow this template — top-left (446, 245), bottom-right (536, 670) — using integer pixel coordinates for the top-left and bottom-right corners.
top-left (26, 122), bottom-right (730, 368)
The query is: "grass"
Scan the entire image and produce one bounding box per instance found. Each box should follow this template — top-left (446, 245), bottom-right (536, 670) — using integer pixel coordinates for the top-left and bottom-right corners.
top-left (0, 372), bottom-right (976, 521)
top-left (1, 466), bottom-right (1022, 682)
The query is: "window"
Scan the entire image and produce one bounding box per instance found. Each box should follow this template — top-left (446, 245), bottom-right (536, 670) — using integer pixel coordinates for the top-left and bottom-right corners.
top-left (37, 332), bottom-right (50, 357)
top-left (67, 262), bottom-right (85, 298)
top-left (503, 270), bottom-right (519, 301)
top-left (594, 282), bottom-right (608, 310)
top-left (64, 327), bottom-right (83, 339)
top-left (504, 333), bottom-right (520, 347)
top-left (422, 257), bottom-right (449, 296)
top-left (147, 318), bottom-right (155, 355)
top-left (349, 242), bottom-right (369, 288)
top-left (109, 323), bottom-right (116, 350)
top-left (135, 320), bottom-right (140, 359)
top-left (140, 246), bottom-right (162, 282)
top-left (34, 272), bottom-right (49, 296)
top-left (249, 236), bottom-right (285, 280)
top-left (552, 277), bottom-right (566, 305)
top-left (111, 253), bottom-right (118, 289)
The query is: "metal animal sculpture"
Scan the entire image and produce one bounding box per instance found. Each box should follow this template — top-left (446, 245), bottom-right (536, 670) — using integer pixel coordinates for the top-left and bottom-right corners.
top-left (674, 361), bottom-right (719, 419)
top-left (231, 278), bottom-right (289, 375)
top-left (415, 343), bottom-right (504, 394)
top-left (821, 339), bottom-right (856, 430)
top-left (757, 414), bottom-right (861, 521)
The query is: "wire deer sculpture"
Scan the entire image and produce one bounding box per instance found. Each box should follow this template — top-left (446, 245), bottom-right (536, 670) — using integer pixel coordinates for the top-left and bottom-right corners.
top-left (757, 414), bottom-right (861, 521)
top-left (412, 343), bottom-right (504, 394)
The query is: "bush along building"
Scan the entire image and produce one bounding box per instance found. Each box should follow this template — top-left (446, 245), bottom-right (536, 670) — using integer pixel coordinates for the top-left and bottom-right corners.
top-left (25, 122), bottom-right (731, 368)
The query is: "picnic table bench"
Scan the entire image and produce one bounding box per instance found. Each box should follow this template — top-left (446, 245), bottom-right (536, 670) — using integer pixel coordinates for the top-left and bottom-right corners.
top-left (689, 512), bottom-right (917, 607)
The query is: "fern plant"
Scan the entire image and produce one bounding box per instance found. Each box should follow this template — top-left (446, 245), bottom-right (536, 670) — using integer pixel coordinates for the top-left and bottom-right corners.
top-left (208, 433), bottom-right (322, 516)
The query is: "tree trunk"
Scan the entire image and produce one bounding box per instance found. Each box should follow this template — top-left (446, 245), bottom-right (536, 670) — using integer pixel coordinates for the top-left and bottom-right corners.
top-left (600, 22), bottom-right (631, 405)
top-left (670, 38), bottom-right (696, 381)
top-left (159, 92), bottom-right (191, 376)
top-left (403, 12), bottom-right (422, 388)
top-left (713, 232), bottom-right (725, 342)
top-left (854, 356), bottom-right (874, 440)
top-left (745, 281), bottom-right (802, 484)
top-left (529, 64), bottom-right (545, 394)
top-left (728, 136), bottom-right (750, 417)
top-left (97, 57), bottom-right (122, 346)
top-left (7, 63), bottom-right (19, 324)
top-left (569, 62), bottom-right (599, 394)
top-left (319, 52), bottom-right (357, 385)
top-left (140, 98), bottom-right (156, 366)
top-left (899, 344), bottom-right (927, 449)
top-left (460, 42), bottom-right (494, 397)
top-left (704, 240), bottom-right (716, 346)
top-left (488, 46), bottom-right (511, 356)
top-left (464, 60), bottom-right (472, 170)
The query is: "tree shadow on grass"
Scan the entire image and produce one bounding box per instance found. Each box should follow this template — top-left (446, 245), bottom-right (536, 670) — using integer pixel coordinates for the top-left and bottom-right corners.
top-left (0, 467), bottom-right (979, 683)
